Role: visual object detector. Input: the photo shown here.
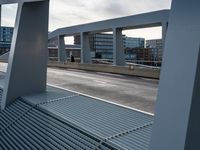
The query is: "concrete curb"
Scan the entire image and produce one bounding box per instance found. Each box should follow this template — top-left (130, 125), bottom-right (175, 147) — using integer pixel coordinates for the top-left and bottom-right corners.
top-left (48, 61), bottom-right (160, 79)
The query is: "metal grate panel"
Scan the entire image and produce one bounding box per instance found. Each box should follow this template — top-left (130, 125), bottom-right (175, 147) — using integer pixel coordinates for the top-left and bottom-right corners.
top-left (23, 86), bottom-right (153, 150)
top-left (1, 85), bottom-right (153, 150)
top-left (0, 100), bottom-right (118, 150)
top-left (108, 124), bottom-right (153, 150)
top-left (22, 86), bottom-right (75, 105)
top-left (35, 94), bottom-right (153, 138)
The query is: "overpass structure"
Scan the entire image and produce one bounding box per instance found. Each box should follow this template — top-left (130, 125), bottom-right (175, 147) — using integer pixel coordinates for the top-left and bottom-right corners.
top-left (48, 10), bottom-right (169, 66)
top-left (0, 0), bottom-right (200, 150)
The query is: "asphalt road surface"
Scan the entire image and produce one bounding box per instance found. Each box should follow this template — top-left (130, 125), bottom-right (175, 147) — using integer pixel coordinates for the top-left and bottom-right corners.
top-left (0, 63), bottom-right (158, 114)
top-left (47, 67), bottom-right (158, 114)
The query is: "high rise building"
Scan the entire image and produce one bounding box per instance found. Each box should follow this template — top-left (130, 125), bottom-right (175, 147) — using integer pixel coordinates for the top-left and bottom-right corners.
top-left (125, 37), bottom-right (145, 48)
top-left (0, 26), bottom-right (14, 55)
top-left (0, 26), bottom-right (13, 43)
top-left (90, 33), bottom-right (118, 59)
top-left (74, 33), bottom-right (145, 59)
top-left (146, 39), bottom-right (163, 63)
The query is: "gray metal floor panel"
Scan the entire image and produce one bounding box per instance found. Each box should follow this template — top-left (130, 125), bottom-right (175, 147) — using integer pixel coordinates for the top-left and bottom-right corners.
top-left (109, 125), bottom-right (152, 150)
top-left (22, 86), bottom-right (76, 105)
top-left (0, 100), bottom-right (118, 150)
top-left (23, 86), bottom-right (153, 149)
top-left (0, 86), bottom-right (153, 150)
top-left (37, 95), bottom-right (153, 138)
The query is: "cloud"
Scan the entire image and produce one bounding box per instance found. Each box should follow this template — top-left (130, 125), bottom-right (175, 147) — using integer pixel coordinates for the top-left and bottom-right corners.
top-left (1, 4), bottom-right (17, 27)
top-left (1, 0), bottom-right (171, 39)
top-left (48, 0), bottom-right (171, 31)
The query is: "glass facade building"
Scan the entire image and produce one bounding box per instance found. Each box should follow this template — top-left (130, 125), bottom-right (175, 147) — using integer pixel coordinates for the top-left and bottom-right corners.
top-left (90, 34), bottom-right (115, 59)
top-left (146, 39), bottom-right (163, 63)
top-left (125, 37), bottom-right (145, 49)
top-left (0, 26), bottom-right (14, 55)
top-left (74, 34), bottom-right (145, 59)
top-left (0, 26), bottom-right (13, 43)
top-left (89, 33), bottom-right (145, 59)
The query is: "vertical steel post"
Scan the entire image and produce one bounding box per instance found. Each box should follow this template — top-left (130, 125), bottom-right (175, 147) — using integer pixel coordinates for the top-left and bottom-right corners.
top-left (81, 32), bottom-right (91, 64)
top-left (151, 0), bottom-right (200, 149)
top-left (113, 28), bottom-right (125, 66)
top-left (58, 35), bottom-right (66, 62)
top-left (1, 0), bottom-right (49, 110)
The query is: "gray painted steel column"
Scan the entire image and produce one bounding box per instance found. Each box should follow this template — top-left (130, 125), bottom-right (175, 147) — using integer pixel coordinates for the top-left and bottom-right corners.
top-left (58, 35), bottom-right (66, 62)
top-left (151, 0), bottom-right (200, 150)
top-left (1, 0), bottom-right (49, 110)
top-left (162, 22), bottom-right (168, 48)
top-left (162, 22), bottom-right (167, 41)
top-left (81, 32), bottom-right (91, 64)
top-left (113, 28), bottom-right (125, 66)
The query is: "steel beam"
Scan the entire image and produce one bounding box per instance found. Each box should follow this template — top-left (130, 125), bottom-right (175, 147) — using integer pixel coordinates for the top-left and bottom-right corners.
top-left (113, 28), bottom-right (125, 66)
top-left (58, 35), bottom-right (66, 62)
top-left (1, 0), bottom-right (49, 110)
top-left (48, 10), bottom-right (169, 39)
top-left (81, 32), bottom-right (91, 64)
top-left (162, 22), bottom-right (168, 45)
top-left (151, 0), bottom-right (200, 149)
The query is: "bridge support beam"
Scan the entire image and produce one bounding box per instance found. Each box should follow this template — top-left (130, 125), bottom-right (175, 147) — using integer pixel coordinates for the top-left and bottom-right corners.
top-left (162, 21), bottom-right (168, 48)
top-left (1, 0), bottom-right (49, 110)
top-left (151, 0), bottom-right (200, 149)
top-left (113, 28), bottom-right (125, 66)
top-left (162, 22), bottom-right (167, 42)
top-left (58, 35), bottom-right (66, 62)
top-left (81, 32), bottom-right (91, 64)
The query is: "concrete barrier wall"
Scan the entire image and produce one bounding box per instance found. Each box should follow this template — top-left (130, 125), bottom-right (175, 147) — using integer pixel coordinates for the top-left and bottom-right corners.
top-left (48, 61), bottom-right (160, 79)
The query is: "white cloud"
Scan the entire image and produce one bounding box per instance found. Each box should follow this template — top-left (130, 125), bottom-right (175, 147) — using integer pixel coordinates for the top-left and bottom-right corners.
top-left (49, 0), bottom-right (171, 30)
top-left (1, 0), bottom-right (172, 39)
top-left (1, 4), bottom-right (17, 27)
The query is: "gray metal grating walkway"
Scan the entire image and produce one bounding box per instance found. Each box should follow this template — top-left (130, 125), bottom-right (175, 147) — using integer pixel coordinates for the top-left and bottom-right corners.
top-left (0, 86), bottom-right (153, 150)
top-left (0, 100), bottom-right (118, 150)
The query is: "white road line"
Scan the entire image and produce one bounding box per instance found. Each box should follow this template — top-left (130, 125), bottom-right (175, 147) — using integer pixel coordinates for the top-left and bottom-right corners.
top-left (47, 83), bottom-right (154, 116)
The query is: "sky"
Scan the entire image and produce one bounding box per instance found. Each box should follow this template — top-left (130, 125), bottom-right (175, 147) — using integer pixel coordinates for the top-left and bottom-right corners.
top-left (1, 0), bottom-right (172, 42)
